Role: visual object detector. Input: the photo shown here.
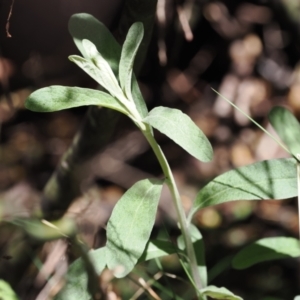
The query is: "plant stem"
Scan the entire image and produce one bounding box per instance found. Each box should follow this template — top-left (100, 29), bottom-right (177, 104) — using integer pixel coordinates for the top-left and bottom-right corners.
top-left (142, 126), bottom-right (203, 294)
top-left (297, 154), bottom-right (300, 240)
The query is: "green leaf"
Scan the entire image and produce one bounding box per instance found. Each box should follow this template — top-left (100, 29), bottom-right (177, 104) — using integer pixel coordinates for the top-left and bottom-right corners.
top-left (82, 40), bottom-right (126, 100)
top-left (131, 76), bottom-right (148, 118)
top-left (0, 280), bottom-right (19, 300)
top-left (118, 0), bottom-right (157, 74)
top-left (200, 286), bottom-right (243, 300)
top-left (144, 107), bottom-right (213, 162)
top-left (13, 218), bottom-right (76, 241)
top-left (119, 22), bottom-right (144, 100)
top-left (138, 239), bottom-right (181, 262)
top-left (177, 224), bottom-right (207, 287)
top-left (232, 237), bottom-right (300, 270)
top-left (55, 247), bottom-right (106, 300)
top-left (189, 158), bottom-right (297, 219)
top-left (269, 106), bottom-right (300, 157)
top-left (68, 55), bottom-right (124, 101)
top-left (208, 255), bottom-right (234, 283)
top-left (25, 86), bottom-right (127, 114)
top-left (68, 13), bottom-right (148, 118)
top-left (106, 178), bottom-right (164, 278)
top-left (68, 13), bottom-right (120, 75)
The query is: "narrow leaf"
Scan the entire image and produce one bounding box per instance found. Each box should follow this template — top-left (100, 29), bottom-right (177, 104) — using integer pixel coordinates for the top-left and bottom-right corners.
top-left (25, 86), bottom-right (127, 114)
top-left (208, 255), bottom-right (234, 283)
top-left (189, 158), bottom-right (297, 219)
top-left (200, 285), bottom-right (243, 300)
top-left (138, 239), bottom-right (180, 262)
top-left (68, 55), bottom-right (124, 102)
top-left (106, 178), bottom-right (164, 278)
top-left (119, 22), bottom-right (144, 100)
top-left (132, 76), bottom-right (148, 118)
top-left (269, 106), bottom-right (300, 157)
top-left (81, 40), bottom-right (125, 99)
top-left (144, 107), bottom-right (213, 162)
top-left (212, 89), bottom-right (290, 155)
top-left (232, 237), bottom-right (300, 270)
top-left (118, 0), bottom-right (157, 73)
top-left (55, 247), bottom-right (106, 300)
top-left (68, 13), bottom-right (148, 118)
top-left (177, 224), bottom-right (207, 287)
top-left (68, 13), bottom-right (120, 74)
top-left (13, 218), bottom-right (76, 241)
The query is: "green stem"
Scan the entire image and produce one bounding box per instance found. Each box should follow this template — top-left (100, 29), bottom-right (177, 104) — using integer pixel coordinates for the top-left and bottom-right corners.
top-left (142, 125), bottom-right (203, 294)
top-left (297, 154), bottom-right (300, 241)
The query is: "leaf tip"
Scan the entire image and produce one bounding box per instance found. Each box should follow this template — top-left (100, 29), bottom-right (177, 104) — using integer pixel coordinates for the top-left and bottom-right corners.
top-left (68, 55), bottom-right (76, 62)
top-left (24, 92), bottom-right (41, 112)
top-left (112, 264), bottom-right (128, 278)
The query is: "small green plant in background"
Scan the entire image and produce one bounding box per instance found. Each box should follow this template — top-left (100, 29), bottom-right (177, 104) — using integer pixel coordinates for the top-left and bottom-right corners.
top-left (23, 13), bottom-right (300, 300)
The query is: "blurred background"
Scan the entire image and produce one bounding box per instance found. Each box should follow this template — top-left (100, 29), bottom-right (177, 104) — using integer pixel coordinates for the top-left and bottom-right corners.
top-left (0, 0), bottom-right (300, 299)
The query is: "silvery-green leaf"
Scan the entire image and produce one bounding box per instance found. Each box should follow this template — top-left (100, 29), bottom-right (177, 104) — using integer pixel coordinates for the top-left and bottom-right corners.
top-left (269, 106), bottom-right (300, 157)
top-left (144, 107), bottom-right (213, 162)
top-left (117, 1), bottom-right (157, 73)
top-left (119, 22), bottom-right (144, 100)
top-left (106, 178), bottom-right (164, 278)
top-left (69, 13), bottom-right (148, 117)
top-left (232, 237), bottom-right (300, 270)
top-left (69, 54), bottom-right (123, 102)
top-left (138, 239), bottom-right (180, 262)
top-left (82, 40), bottom-right (124, 99)
top-left (25, 86), bottom-right (127, 114)
top-left (189, 158), bottom-right (297, 219)
top-left (132, 76), bottom-right (148, 118)
top-left (200, 286), bottom-right (243, 300)
top-left (68, 13), bottom-right (120, 75)
top-left (55, 247), bottom-right (106, 300)
top-left (68, 13), bottom-right (148, 118)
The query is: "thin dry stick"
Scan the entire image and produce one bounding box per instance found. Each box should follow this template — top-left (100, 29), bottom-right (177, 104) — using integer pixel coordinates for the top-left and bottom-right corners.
top-left (212, 88), bottom-right (292, 155)
top-left (138, 277), bottom-right (161, 300)
top-left (6, 0), bottom-right (15, 38)
top-left (156, 0), bottom-right (167, 65)
top-left (176, 5), bottom-right (193, 41)
top-left (130, 272), bottom-right (163, 300)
